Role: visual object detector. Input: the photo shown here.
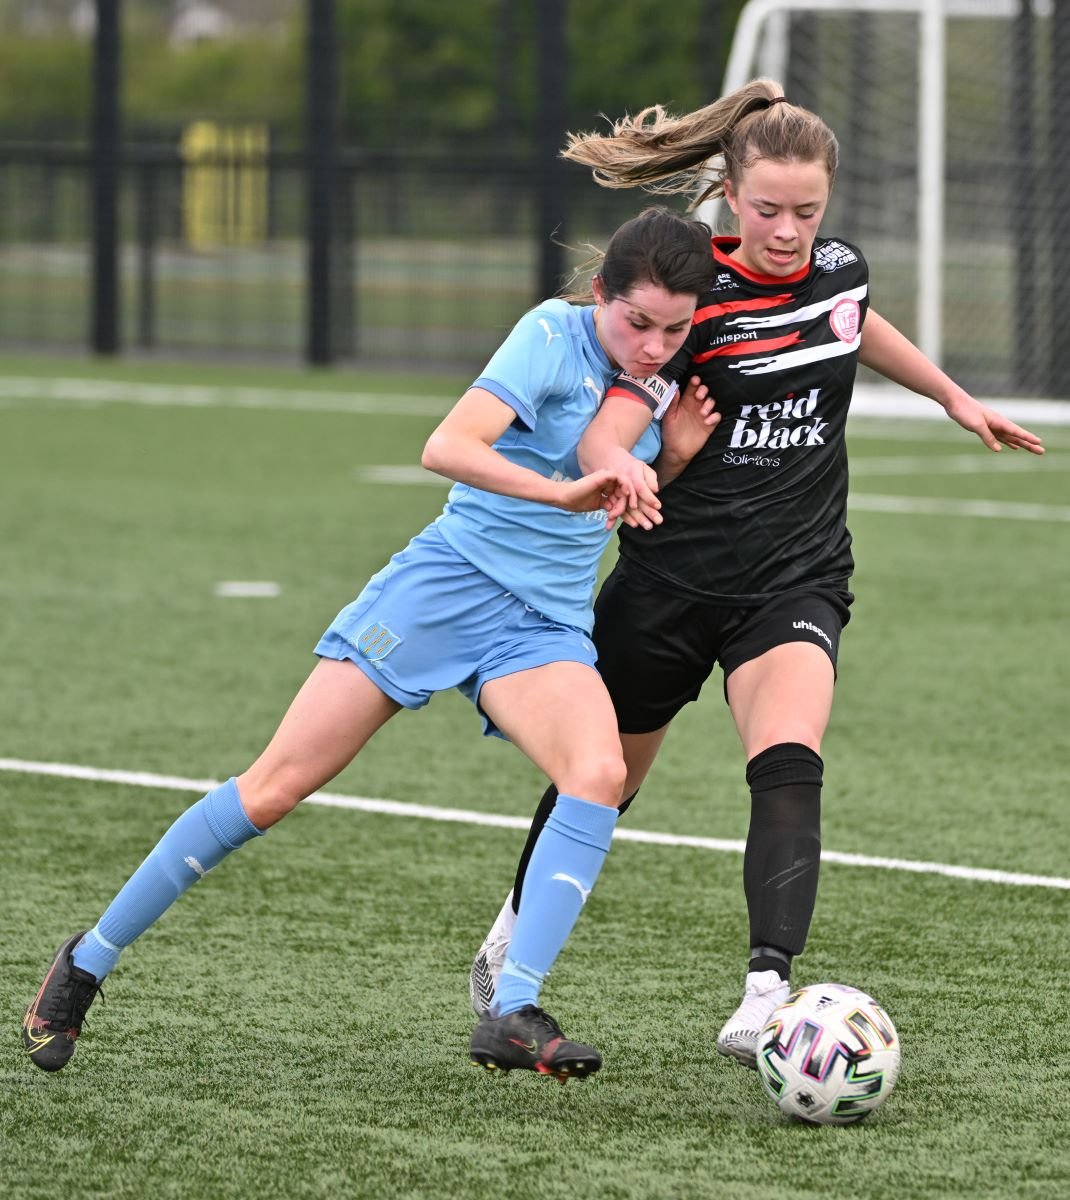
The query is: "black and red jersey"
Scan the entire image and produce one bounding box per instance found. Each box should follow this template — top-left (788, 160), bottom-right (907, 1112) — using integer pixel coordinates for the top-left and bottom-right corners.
top-left (610, 235), bottom-right (870, 603)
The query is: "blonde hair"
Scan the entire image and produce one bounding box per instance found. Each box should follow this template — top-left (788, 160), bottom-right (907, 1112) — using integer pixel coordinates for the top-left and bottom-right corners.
top-left (562, 78), bottom-right (838, 207)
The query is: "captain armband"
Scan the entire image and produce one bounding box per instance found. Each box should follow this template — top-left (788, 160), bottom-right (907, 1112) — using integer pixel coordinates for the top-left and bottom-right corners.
top-left (606, 372), bottom-right (679, 421)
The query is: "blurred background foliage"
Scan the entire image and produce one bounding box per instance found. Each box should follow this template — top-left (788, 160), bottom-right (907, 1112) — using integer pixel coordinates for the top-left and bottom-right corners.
top-left (0, 0), bottom-right (743, 144)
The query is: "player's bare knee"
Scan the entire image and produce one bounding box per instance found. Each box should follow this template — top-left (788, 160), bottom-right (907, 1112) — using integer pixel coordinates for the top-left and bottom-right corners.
top-left (237, 764), bottom-right (308, 825)
top-left (558, 751), bottom-right (627, 808)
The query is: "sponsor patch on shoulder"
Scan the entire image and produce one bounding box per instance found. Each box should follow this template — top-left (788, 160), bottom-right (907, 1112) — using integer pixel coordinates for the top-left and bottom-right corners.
top-left (612, 371), bottom-right (679, 419)
top-left (813, 241), bottom-right (859, 272)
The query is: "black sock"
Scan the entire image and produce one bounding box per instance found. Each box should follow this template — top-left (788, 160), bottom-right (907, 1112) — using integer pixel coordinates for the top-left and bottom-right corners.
top-left (511, 784), bottom-right (559, 913)
top-left (743, 742), bottom-right (823, 973)
top-left (749, 945), bottom-right (792, 982)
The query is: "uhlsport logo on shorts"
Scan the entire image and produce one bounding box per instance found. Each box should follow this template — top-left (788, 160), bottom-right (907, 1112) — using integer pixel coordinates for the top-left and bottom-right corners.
top-left (355, 622), bottom-right (400, 666)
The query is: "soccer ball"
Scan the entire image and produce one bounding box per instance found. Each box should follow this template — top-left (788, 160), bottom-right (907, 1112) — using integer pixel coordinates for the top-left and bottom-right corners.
top-left (756, 982), bottom-right (901, 1125)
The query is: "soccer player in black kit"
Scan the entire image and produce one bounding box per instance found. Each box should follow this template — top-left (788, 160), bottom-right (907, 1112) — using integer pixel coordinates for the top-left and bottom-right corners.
top-left (469, 78), bottom-right (1045, 1069)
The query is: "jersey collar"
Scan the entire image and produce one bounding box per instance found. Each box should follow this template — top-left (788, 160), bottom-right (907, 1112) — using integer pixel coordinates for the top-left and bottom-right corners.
top-left (712, 236), bottom-right (811, 286)
top-left (582, 304), bottom-right (613, 372)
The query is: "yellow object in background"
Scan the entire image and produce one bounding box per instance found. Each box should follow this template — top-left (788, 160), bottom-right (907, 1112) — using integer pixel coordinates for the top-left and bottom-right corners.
top-left (181, 121), bottom-right (269, 249)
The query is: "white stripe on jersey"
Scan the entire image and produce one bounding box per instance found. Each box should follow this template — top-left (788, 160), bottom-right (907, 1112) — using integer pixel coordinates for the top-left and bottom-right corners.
top-left (727, 333), bottom-right (860, 376)
top-left (725, 283), bottom-right (869, 330)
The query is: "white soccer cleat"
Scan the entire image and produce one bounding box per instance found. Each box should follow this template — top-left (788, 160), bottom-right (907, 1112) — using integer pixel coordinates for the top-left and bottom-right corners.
top-left (716, 969), bottom-right (791, 1070)
top-left (469, 890), bottom-right (516, 1017)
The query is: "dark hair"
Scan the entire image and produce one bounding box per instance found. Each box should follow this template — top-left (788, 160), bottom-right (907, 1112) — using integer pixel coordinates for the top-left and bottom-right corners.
top-left (564, 205), bottom-right (713, 303)
top-left (563, 78), bottom-right (838, 206)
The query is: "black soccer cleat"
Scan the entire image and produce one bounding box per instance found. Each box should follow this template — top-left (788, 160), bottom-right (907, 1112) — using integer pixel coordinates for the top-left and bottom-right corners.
top-left (470, 1005), bottom-right (602, 1084)
top-left (22, 931), bottom-right (103, 1072)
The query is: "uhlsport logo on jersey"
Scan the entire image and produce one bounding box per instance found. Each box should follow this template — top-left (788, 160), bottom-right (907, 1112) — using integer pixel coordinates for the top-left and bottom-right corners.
top-left (727, 387), bottom-right (827, 452)
top-left (829, 297), bottom-right (860, 343)
top-left (355, 622), bottom-right (400, 667)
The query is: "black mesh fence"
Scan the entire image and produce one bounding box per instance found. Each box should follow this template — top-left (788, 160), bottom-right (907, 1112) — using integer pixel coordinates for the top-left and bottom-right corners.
top-left (0, 138), bottom-right (639, 374)
top-left (0, 2), bottom-right (1065, 394)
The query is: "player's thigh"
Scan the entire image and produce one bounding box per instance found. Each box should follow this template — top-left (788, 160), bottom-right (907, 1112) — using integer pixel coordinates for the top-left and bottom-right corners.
top-left (726, 642), bottom-right (835, 760)
top-left (480, 661), bottom-right (626, 806)
top-left (240, 658), bottom-right (402, 825)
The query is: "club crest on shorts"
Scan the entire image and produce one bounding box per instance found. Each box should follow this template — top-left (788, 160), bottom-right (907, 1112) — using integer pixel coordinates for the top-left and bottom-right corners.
top-left (828, 297), bottom-right (861, 343)
top-left (355, 622), bottom-right (400, 664)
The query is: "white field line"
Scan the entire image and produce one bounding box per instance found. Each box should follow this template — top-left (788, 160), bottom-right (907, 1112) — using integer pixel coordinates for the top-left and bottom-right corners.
top-left (849, 386), bottom-right (1070, 426)
top-left (850, 453), bottom-right (1062, 476)
top-left (0, 376), bottom-right (453, 418)
top-left (4, 374), bottom-right (1065, 520)
top-left (213, 581), bottom-right (282, 598)
top-left (1, 758), bottom-right (1067, 891)
top-left (355, 465), bottom-right (1070, 523)
top-left (849, 494), bottom-right (1070, 522)
top-left (2, 375), bottom-right (1070, 428)
top-left (358, 465), bottom-right (447, 486)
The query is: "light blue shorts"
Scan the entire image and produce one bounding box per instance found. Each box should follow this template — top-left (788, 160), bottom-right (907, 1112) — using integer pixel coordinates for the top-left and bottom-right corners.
top-left (314, 524), bottom-right (599, 738)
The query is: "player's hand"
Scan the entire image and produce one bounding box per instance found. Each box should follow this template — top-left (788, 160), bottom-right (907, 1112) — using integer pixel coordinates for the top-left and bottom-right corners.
top-left (660, 375), bottom-right (719, 464)
top-left (554, 469), bottom-right (646, 531)
top-left (585, 446), bottom-right (662, 531)
top-left (943, 388), bottom-right (1045, 455)
top-left (613, 460), bottom-right (663, 531)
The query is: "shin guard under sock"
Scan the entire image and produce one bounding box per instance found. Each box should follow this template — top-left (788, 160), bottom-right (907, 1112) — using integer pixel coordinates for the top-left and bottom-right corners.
top-left (743, 743), bottom-right (823, 973)
top-left (71, 778), bottom-right (263, 980)
top-left (495, 794), bottom-right (617, 1014)
top-left (512, 784), bottom-right (638, 914)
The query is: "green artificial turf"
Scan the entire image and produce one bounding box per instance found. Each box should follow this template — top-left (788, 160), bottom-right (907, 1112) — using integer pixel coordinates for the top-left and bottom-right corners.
top-left (1, 356), bottom-right (1067, 1199)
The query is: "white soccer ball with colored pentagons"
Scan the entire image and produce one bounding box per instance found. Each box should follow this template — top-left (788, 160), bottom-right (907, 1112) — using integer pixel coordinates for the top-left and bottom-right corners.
top-left (756, 982), bottom-right (901, 1125)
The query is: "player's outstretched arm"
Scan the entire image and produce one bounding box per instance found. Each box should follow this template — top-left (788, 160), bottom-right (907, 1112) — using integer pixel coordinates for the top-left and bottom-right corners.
top-left (860, 310), bottom-right (1045, 455)
top-left (422, 387), bottom-right (619, 512)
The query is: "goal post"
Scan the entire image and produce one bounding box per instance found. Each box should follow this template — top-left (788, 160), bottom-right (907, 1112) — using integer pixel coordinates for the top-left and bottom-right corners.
top-left (698, 0), bottom-right (1058, 398)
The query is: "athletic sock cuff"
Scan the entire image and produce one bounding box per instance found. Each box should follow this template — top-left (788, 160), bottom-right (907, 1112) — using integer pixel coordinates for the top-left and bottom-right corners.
top-left (746, 743), bottom-right (824, 791)
top-left (548, 793), bottom-right (618, 852)
top-left (204, 778), bottom-right (264, 848)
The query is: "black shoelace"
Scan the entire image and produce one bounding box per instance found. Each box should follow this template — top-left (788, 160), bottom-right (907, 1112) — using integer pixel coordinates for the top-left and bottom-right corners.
top-left (524, 1006), bottom-right (564, 1039)
top-left (45, 971), bottom-right (103, 1029)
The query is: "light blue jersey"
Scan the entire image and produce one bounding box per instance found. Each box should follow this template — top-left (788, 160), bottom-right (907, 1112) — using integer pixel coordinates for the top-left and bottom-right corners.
top-left (434, 299), bottom-right (662, 632)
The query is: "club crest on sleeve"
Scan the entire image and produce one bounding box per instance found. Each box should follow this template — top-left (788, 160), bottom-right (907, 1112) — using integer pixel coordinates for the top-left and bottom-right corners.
top-left (828, 297), bottom-right (861, 344)
top-left (354, 622), bottom-right (400, 664)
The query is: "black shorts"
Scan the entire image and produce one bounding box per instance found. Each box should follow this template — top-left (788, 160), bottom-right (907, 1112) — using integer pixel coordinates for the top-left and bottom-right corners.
top-left (592, 560), bottom-right (853, 734)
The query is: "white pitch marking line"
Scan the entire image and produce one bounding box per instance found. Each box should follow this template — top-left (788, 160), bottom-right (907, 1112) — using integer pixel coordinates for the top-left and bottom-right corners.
top-left (355, 464), bottom-right (1070, 523)
top-left (213, 581), bottom-right (282, 598)
top-left (1, 758), bottom-right (1067, 891)
top-left (356, 465), bottom-right (446, 486)
top-left (849, 494), bottom-right (1070, 522)
top-left (850, 453), bottom-right (1062, 476)
top-left (849, 386), bottom-right (1070, 426)
top-left (0, 377), bottom-right (454, 418)
top-left (3, 375), bottom-right (1069, 430)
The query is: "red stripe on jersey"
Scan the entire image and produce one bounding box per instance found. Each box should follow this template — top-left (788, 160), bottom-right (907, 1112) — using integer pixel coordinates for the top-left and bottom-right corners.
top-left (692, 331), bottom-right (804, 362)
top-left (694, 294), bottom-right (793, 321)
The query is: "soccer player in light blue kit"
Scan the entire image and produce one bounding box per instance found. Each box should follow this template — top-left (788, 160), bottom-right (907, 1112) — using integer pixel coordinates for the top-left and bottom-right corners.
top-left (22, 207), bottom-right (717, 1082)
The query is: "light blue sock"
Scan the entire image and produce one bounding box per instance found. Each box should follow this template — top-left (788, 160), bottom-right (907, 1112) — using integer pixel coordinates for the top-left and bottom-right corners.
top-left (494, 793), bottom-right (617, 1016)
top-left (71, 778), bottom-right (263, 981)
